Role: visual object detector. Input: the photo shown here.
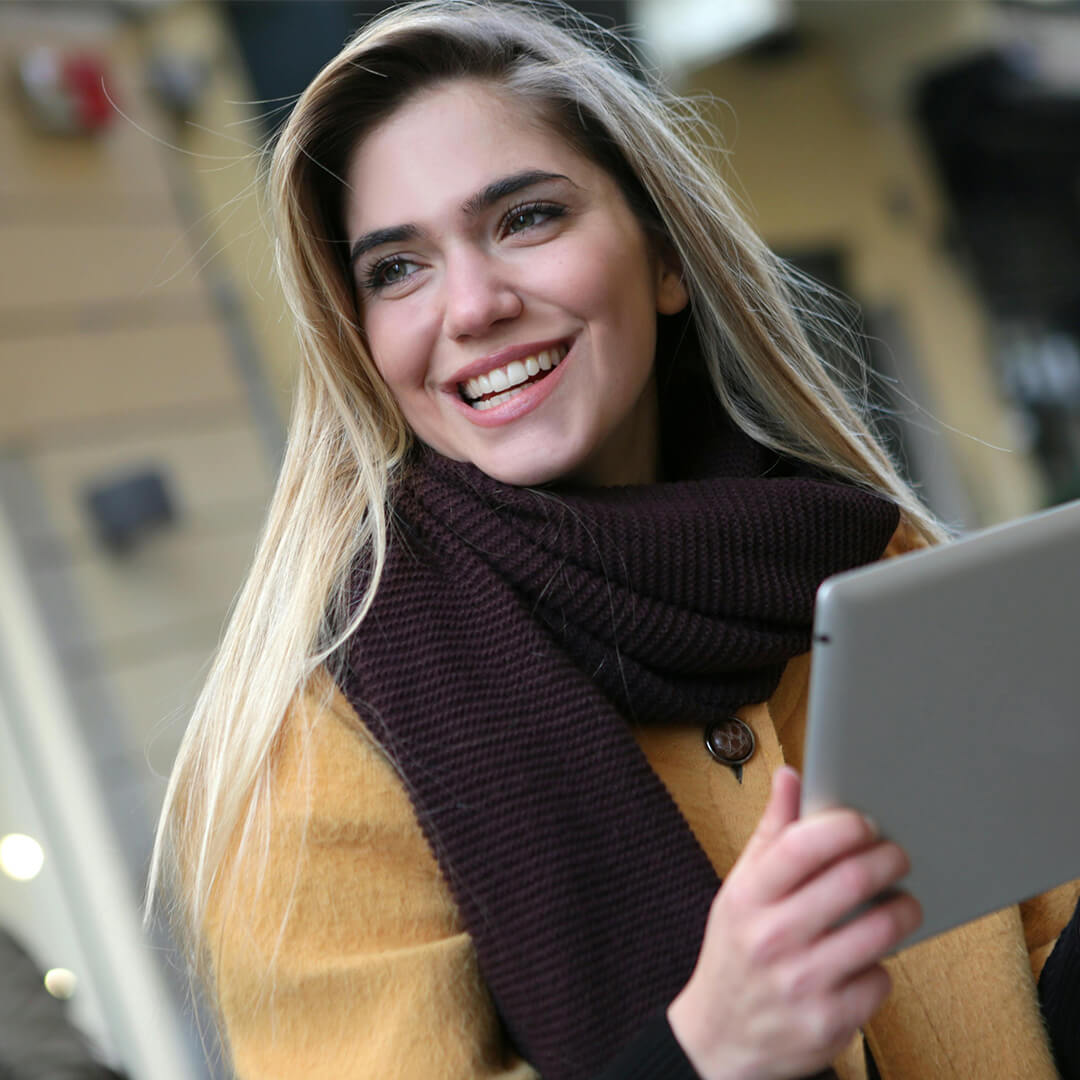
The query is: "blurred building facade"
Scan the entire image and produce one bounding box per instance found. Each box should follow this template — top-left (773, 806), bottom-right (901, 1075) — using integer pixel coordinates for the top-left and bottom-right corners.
top-left (0, 1), bottom-right (1077, 1077)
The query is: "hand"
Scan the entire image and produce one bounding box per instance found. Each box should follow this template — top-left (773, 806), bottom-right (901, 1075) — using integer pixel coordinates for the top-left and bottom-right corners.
top-left (667, 766), bottom-right (921, 1080)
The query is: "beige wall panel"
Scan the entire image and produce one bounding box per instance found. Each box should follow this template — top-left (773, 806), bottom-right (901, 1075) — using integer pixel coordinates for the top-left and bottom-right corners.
top-left (799, 0), bottom-right (995, 116)
top-left (26, 421), bottom-right (273, 548)
top-left (62, 524), bottom-right (258, 653)
top-left (0, 223), bottom-right (211, 314)
top-left (0, 322), bottom-right (244, 438)
top-left (75, 646), bottom-right (216, 781)
top-left (0, 106), bottom-right (174, 208)
top-left (146, 2), bottom-right (299, 416)
top-left (691, 45), bottom-right (1042, 523)
top-left (0, 7), bottom-right (175, 206)
top-left (0, 5), bottom-right (120, 49)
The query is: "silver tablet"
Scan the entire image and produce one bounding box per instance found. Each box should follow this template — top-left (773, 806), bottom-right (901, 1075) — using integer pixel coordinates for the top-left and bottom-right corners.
top-left (802, 497), bottom-right (1080, 949)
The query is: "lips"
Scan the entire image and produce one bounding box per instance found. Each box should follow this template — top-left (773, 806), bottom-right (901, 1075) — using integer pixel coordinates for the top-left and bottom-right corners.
top-left (459, 343), bottom-right (569, 410)
top-left (446, 337), bottom-right (575, 429)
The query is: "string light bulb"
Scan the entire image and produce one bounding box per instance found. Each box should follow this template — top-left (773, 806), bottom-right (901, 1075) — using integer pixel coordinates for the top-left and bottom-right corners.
top-left (44, 968), bottom-right (77, 999)
top-left (0, 833), bottom-right (44, 881)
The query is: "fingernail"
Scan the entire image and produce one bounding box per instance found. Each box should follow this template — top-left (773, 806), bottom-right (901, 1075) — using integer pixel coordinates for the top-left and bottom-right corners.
top-left (862, 815), bottom-right (879, 839)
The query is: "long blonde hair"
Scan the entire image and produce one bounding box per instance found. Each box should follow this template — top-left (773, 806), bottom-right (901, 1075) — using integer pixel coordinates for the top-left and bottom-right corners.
top-left (149, 0), bottom-right (944, 984)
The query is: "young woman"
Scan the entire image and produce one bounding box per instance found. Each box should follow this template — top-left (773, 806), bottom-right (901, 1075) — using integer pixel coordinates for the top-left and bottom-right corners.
top-left (150, 2), bottom-right (1080, 1078)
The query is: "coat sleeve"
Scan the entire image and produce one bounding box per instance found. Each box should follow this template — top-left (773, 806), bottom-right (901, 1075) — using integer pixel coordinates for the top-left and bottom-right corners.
top-left (1033, 888), bottom-right (1080, 1079)
top-left (205, 680), bottom-right (538, 1080)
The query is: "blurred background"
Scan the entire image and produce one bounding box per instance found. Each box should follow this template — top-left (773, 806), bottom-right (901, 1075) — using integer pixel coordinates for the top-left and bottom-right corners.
top-left (1, 0), bottom-right (1078, 1076)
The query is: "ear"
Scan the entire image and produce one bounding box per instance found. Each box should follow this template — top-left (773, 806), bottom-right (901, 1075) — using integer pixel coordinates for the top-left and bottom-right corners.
top-left (654, 244), bottom-right (689, 316)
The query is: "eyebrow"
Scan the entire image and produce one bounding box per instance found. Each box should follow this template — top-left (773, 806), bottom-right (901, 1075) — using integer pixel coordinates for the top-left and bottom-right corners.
top-left (348, 169), bottom-right (571, 265)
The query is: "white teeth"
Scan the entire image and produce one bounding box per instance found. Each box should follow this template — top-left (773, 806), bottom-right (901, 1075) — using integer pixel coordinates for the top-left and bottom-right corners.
top-left (459, 343), bottom-right (569, 406)
top-left (473, 384), bottom-right (529, 410)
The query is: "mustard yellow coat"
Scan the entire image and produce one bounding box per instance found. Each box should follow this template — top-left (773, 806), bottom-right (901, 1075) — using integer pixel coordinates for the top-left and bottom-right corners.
top-left (208, 526), bottom-right (1078, 1079)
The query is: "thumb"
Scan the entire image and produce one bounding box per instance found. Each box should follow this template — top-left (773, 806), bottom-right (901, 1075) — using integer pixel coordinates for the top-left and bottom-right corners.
top-left (746, 766), bottom-right (801, 852)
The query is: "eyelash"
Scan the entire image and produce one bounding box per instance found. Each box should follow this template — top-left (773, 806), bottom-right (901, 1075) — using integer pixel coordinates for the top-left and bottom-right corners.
top-left (361, 200), bottom-right (567, 293)
top-left (361, 256), bottom-right (418, 294)
top-left (500, 200), bottom-right (566, 237)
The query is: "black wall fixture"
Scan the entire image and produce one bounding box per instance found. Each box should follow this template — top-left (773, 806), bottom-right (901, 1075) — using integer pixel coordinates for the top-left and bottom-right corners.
top-left (84, 468), bottom-right (177, 553)
top-left (915, 47), bottom-right (1080, 327)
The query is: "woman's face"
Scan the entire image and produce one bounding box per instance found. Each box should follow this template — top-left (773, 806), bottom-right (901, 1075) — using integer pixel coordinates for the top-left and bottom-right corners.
top-left (344, 80), bottom-right (688, 487)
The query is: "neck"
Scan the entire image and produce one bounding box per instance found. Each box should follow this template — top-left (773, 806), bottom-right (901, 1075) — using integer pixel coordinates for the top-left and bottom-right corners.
top-left (566, 374), bottom-right (661, 487)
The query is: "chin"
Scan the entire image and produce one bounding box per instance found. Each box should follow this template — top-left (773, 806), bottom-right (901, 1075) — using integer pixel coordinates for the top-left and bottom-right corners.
top-left (470, 450), bottom-right (587, 489)
top-left (477, 463), bottom-right (567, 488)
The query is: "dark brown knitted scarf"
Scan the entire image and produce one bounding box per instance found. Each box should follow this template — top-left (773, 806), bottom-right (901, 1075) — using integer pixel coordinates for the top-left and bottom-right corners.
top-left (338, 405), bottom-right (899, 1080)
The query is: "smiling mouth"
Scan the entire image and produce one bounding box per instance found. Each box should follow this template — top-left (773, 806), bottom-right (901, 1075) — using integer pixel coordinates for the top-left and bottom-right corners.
top-left (458, 344), bottom-right (569, 411)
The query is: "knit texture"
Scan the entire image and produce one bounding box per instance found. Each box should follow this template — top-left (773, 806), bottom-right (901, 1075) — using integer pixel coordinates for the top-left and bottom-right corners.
top-left (592, 1013), bottom-right (701, 1080)
top-left (338, 413), bottom-right (899, 1080)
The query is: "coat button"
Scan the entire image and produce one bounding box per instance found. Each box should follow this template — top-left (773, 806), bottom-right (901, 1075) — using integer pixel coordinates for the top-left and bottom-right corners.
top-left (704, 716), bottom-right (756, 767)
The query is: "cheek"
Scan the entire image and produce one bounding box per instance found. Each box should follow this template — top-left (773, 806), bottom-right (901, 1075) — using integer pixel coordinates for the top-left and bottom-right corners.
top-left (550, 233), bottom-right (657, 333)
top-left (364, 308), bottom-right (429, 393)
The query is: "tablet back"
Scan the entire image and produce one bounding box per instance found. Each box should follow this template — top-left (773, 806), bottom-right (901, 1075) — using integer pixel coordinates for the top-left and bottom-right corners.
top-left (803, 497), bottom-right (1080, 949)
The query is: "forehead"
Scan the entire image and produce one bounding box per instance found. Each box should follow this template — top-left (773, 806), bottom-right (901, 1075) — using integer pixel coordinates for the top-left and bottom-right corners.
top-left (343, 80), bottom-right (596, 236)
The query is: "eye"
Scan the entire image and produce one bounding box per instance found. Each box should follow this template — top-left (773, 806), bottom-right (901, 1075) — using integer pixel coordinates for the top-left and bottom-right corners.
top-left (363, 256), bottom-right (420, 293)
top-left (502, 201), bottom-right (565, 237)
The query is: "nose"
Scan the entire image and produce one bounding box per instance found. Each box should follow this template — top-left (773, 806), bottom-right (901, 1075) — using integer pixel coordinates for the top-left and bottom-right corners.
top-left (441, 246), bottom-right (522, 340)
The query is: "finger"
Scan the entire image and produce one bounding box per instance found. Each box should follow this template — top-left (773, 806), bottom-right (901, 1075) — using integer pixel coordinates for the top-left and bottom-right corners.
top-left (822, 963), bottom-right (894, 1046)
top-left (797, 891), bottom-right (922, 994)
top-left (838, 963), bottom-right (893, 1029)
top-left (772, 840), bottom-right (911, 947)
top-left (777, 964), bottom-right (892, 1077)
top-left (743, 766), bottom-right (801, 855)
top-left (740, 807), bottom-right (877, 904)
